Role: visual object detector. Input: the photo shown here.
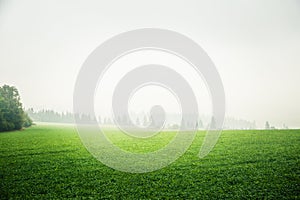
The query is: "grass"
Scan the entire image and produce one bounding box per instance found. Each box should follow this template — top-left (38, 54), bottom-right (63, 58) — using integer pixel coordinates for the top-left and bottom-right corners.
top-left (0, 124), bottom-right (299, 199)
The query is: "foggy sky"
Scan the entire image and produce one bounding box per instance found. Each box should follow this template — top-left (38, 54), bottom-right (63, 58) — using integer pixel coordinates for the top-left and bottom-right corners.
top-left (0, 0), bottom-right (299, 128)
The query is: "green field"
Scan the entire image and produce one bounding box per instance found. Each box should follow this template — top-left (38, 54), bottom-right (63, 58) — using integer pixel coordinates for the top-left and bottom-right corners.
top-left (0, 124), bottom-right (299, 199)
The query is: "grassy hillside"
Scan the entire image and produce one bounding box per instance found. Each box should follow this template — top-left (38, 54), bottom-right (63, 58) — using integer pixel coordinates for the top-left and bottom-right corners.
top-left (0, 124), bottom-right (299, 199)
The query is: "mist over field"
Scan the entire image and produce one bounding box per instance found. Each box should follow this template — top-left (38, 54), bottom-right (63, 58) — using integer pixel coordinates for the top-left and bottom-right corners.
top-left (1, 0), bottom-right (300, 129)
top-left (1, 1), bottom-right (300, 199)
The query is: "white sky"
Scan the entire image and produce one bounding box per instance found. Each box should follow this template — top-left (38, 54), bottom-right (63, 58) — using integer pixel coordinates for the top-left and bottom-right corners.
top-left (0, 0), bottom-right (299, 128)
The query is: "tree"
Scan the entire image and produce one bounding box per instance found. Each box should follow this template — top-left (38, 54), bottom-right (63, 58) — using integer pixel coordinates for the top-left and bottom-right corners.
top-left (0, 85), bottom-right (32, 132)
top-left (265, 121), bottom-right (270, 130)
top-left (23, 112), bottom-right (32, 127)
top-left (198, 119), bottom-right (204, 129)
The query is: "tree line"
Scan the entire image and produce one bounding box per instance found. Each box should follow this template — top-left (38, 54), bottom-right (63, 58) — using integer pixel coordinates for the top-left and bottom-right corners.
top-left (26, 108), bottom-right (260, 130)
top-left (26, 109), bottom-right (74, 123)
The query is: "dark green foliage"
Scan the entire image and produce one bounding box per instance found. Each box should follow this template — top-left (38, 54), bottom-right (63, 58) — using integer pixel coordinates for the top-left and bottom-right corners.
top-left (23, 112), bottom-right (33, 128)
top-left (0, 85), bottom-right (32, 131)
top-left (0, 125), bottom-right (299, 199)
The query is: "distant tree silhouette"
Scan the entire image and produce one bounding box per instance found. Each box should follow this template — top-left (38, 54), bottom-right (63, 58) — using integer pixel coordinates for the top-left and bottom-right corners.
top-left (265, 121), bottom-right (270, 130)
top-left (27, 109), bottom-right (73, 123)
top-left (198, 119), bottom-right (204, 129)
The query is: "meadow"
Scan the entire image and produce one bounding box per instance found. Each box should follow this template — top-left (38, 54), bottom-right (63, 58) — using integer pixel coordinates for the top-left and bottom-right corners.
top-left (0, 124), bottom-right (299, 199)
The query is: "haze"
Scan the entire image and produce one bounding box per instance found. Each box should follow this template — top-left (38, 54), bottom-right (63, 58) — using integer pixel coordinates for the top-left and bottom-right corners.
top-left (0, 0), bottom-right (299, 128)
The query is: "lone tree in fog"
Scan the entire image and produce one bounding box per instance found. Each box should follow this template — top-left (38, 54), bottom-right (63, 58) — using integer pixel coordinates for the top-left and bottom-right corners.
top-left (265, 121), bottom-right (270, 130)
top-left (0, 85), bottom-right (32, 132)
top-left (197, 119), bottom-right (204, 129)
